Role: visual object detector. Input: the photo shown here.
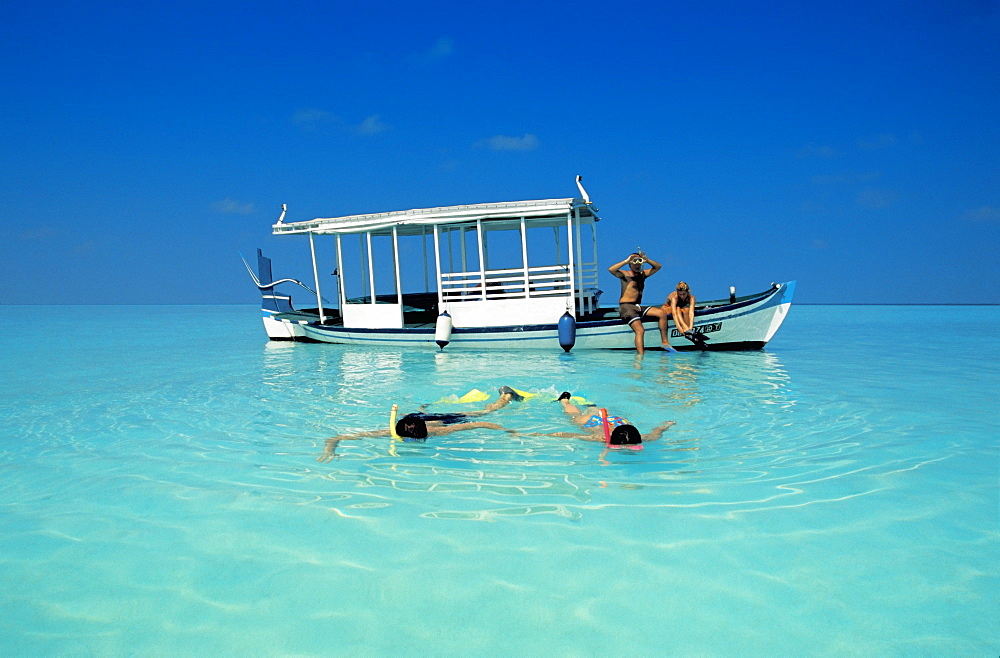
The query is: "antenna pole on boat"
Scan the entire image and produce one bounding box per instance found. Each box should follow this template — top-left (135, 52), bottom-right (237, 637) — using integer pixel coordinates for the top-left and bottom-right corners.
top-left (308, 232), bottom-right (326, 323)
top-left (575, 175), bottom-right (591, 205)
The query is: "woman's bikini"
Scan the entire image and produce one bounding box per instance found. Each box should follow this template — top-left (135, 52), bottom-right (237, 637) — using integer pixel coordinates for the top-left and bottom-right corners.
top-left (583, 414), bottom-right (628, 428)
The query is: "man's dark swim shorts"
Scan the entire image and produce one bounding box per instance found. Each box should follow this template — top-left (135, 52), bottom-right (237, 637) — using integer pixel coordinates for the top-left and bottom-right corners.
top-left (618, 303), bottom-right (650, 325)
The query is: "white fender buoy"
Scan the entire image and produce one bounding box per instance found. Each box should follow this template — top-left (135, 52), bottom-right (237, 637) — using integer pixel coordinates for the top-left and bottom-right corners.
top-left (435, 311), bottom-right (453, 349)
top-left (558, 311), bottom-right (576, 352)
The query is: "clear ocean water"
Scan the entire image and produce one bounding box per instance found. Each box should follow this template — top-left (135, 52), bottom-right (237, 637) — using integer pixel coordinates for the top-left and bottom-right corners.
top-left (0, 304), bottom-right (996, 655)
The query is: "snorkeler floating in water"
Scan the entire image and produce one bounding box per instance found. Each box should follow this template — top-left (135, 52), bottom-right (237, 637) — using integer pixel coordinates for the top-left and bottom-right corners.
top-left (317, 387), bottom-right (677, 460)
top-left (542, 391), bottom-right (676, 445)
top-left (316, 386), bottom-right (523, 461)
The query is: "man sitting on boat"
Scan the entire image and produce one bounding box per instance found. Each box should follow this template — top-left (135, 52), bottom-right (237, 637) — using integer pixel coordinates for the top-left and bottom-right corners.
top-left (658, 281), bottom-right (707, 350)
top-left (609, 251), bottom-right (665, 354)
top-left (316, 387), bottom-right (523, 461)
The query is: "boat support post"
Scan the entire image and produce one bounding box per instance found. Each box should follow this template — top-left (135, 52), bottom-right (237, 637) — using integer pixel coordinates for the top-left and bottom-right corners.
top-left (432, 224), bottom-right (444, 309)
top-left (335, 234), bottom-right (346, 309)
top-left (308, 232), bottom-right (326, 323)
top-left (366, 232), bottom-right (376, 304)
top-left (476, 219), bottom-right (486, 298)
top-left (573, 207), bottom-right (584, 313)
top-left (520, 216), bottom-right (530, 297)
top-left (565, 211), bottom-right (576, 312)
top-left (392, 226), bottom-right (403, 307)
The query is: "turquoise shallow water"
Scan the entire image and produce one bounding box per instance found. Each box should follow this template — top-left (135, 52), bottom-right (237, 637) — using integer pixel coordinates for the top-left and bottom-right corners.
top-left (0, 305), bottom-right (997, 655)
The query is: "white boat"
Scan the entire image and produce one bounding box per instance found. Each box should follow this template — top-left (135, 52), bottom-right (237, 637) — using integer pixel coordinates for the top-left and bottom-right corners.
top-left (246, 177), bottom-right (795, 351)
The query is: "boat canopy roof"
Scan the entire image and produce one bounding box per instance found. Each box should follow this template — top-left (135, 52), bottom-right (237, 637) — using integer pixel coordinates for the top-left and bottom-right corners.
top-left (273, 197), bottom-right (598, 237)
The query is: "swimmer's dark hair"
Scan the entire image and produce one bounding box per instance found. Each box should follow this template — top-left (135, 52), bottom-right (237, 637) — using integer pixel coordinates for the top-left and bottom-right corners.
top-left (609, 424), bottom-right (642, 445)
top-left (395, 416), bottom-right (428, 440)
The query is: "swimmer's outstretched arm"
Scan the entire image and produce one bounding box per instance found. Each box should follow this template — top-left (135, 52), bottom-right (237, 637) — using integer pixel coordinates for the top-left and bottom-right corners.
top-left (529, 421), bottom-right (676, 444)
top-left (522, 430), bottom-right (604, 442)
top-left (524, 430), bottom-right (578, 438)
top-left (317, 429), bottom-right (388, 462)
top-left (642, 421), bottom-right (677, 442)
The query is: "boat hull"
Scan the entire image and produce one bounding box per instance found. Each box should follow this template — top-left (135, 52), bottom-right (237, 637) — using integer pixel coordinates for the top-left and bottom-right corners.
top-left (263, 281), bottom-right (795, 351)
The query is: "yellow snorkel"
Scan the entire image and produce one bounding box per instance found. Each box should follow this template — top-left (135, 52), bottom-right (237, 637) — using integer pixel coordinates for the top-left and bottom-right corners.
top-left (388, 404), bottom-right (400, 456)
top-left (389, 404), bottom-right (401, 441)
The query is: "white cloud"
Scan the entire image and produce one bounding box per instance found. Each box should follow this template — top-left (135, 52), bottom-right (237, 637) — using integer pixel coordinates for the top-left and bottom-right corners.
top-left (292, 108), bottom-right (388, 136)
top-left (291, 107), bottom-right (336, 129)
top-left (13, 226), bottom-right (58, 241)
top-left (797, 142), bottom-right (837, 158)
top-left (964, 206), bottom-right (1000, 222)
top-left (858, 133), bottom-right (897, 150)
top-left (212, 197), bottom-right (255, 214)
top-left (357, 114), bottom-right (389, 135)
top-left (72, 240), bottom-right (95, 255)
top-left (811, 171), bottom-right (882, 185)
top-left (856, 189), bottom-right (898, 209)
top-left (411, 37), bottom-right (454, 64)
top-left (798, 199), bottom-right (828, 214)
top-left (475, 133), bottom-right (540, 151)
top-left (427, 37), bottom-right (454, 59)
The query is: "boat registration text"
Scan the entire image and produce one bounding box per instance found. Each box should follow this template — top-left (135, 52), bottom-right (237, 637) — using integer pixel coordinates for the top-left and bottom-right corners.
top-left (671, 323), bottom-right (722, 338)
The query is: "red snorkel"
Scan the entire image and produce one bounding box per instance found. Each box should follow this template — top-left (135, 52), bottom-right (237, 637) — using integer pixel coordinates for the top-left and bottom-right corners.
top-left (599, 408), bottom-right (612, 446)
top-left (601, 407), bottom-right (644, 451)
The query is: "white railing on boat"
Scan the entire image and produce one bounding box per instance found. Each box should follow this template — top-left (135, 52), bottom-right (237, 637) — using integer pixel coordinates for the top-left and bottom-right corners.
top-left (441, 265), bottom-right (573, 301)
top-left (439, 263), bottom-right (599, 315)
top-left (575, 263), bottom-right (600, 314)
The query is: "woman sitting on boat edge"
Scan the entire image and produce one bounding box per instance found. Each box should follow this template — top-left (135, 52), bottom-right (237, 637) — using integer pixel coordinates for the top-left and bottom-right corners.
top-left (658, 281), bottom-right (709, 351)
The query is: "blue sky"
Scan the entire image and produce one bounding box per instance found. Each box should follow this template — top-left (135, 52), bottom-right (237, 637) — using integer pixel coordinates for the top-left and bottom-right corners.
top-left (2, 0), bottom-right (997, 304)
